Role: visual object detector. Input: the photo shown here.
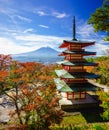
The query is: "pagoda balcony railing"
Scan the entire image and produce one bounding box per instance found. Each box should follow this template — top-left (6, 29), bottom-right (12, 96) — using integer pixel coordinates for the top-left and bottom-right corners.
top-left (65, 57), bottom-right (84, 61)
top-left (70, 59), bottom-right (86, 62)
top-left (67, 92), bottom-right (86, 100)
top-left (61, 78), bottom-right (88, 83)
top-left (67, 44), bottom-right (82, 50)
top-left (65, 49), bottom-right (85, 51)
top-left (66, 69), bottom-right (86, 72)
top-left (63, 66), bottom-right (86, 72)
top-left (67, 48), bottom-right (84, 51)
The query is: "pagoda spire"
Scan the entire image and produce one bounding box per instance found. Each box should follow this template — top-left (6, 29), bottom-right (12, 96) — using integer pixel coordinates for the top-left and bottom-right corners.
top-left (72, 16), bottom-right (77, 41)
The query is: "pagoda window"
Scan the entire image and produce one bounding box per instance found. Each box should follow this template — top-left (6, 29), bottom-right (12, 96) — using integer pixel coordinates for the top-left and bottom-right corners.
top-left (70, 66), bottom-right (84, 70)
top-left (65, 55), bottom-right (83, 60)
top-left (67, 44), bottom-right (82, 51)
top-left (80, 92), bottom-right (86, 99)
top-left (67, 92), bottom-right (86, 100)
top-left (67, 92), bottom-right (74, 100)
top-left (70, 66), bottom-right (83, 69)
top-left (72, 54), bottom-right (82, 57)
top-left (74, 92), bottom-right (80, 99)
top-left (74, 92), bottom-right (86, 100)
top-left (64, 78), bottom-right (87, 83)
top-left (71, 57), bottom-right (82, 60)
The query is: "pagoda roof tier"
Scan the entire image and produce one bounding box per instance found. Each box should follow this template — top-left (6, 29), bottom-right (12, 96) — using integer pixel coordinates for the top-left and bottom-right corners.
top-left (54, 78), bottom-right (97, 92)
top-left (57, 60), bottom-right (98, 66)
top-left (59, 50), bottom-right (96, 56)
top-left (55, 69), bottom-right (99, 79)
top-left (59, 40), bottom-right (95, 48)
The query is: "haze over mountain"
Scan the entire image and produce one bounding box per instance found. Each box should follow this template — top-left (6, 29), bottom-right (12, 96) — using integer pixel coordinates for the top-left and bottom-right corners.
top-left (12, 47), bottom-right (62, 64)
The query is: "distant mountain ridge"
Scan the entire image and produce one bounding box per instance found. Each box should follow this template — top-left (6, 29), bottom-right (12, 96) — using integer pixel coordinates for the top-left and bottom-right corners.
top-left (12, 47), bottom-right (62, 64)
top-left (14, 47), bottom-right (59, 57)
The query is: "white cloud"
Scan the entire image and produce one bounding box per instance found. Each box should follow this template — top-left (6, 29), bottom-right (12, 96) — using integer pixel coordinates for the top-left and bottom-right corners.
top-left (15, 34), bottom-right (65, 42)
top-left (85, 40), bottom-right (109, 56)
top-left (39, 25), bottom-right (49, 28)
top-left (33, 7), bottom-right (69, 19)
top-left (0, 25), bottom-right (34, 37)
top-left (95, 41), bottom-right (109, 55)
top-left (0, 37), bottom-right (33, 54)
top-left (13, 15), bottom-right (32, 23)
top-left (0, 7), bottom-right (17, 16)
top-left (77, 22), bottom-right (96, 38)
top-left (52, 11), bottom-right (68, 19)
top-left (15, 34), bottom-right (70, 51)
top-left (0, 34), bottom-right (69, 54)
top-left (23, 28), bottom-right (34, 33)
top-left (0, 26), bottom-right (16, 33)
top-left (0, 33), bottom-right (109, 56)
top-left (36, 11), bottom-right (47, 16)
top-left (0, 5), bottom-right (32, 24)
top-left (75, 20), bottom-right (109, 55)
top-left (33, 7), bottom-right (48, 16)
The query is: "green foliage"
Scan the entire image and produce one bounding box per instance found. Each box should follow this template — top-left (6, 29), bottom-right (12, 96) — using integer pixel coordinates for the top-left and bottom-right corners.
top-left (88, 0), bottom-right (109, 40)
top-left (102, 110), bottom-right (109, 120)
top-left (91, 56), bottom-right (109, 86)
top-left (52, 124), bottom-right (106, 130)
top-left (98, 90), bottom-right (109, 121)
top-left (86, 57), bottom-right (94, 62)
top-left (92, 124), bottom-right (105, 130)
top-left (61, 114), bottom-right (86, 125)
top-left (94, 56), bottom-right (109, 61)
top-left (51, 125), bottom-right (83, 130)
top-left (104, 36), bottom-right (109, 41)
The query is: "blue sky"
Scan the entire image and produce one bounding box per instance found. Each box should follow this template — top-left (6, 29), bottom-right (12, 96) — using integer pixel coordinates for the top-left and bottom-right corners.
top-left (0, 0), bottom-right (108, 55)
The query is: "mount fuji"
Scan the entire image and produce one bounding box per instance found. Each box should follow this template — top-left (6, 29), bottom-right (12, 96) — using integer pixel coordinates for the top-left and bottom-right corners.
top-left (12, 47), bottom-right (62, 64)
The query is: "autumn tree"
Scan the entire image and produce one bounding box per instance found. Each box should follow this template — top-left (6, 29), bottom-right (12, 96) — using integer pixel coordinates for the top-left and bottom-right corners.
top-left (0, 54), bottom-right (13, 93)
top-left (88, 0), bottom-right (109, 41)
top-left (0, 55), bottom-right (63, 130)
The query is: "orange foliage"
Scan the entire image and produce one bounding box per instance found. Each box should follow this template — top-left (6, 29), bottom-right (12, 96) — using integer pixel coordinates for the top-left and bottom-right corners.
top-left (85, 66), bottom-right (94, 72)
top-left (0, 70), bottom-right (8, 82)
top-left (0, 55), bottom-right (63, 129)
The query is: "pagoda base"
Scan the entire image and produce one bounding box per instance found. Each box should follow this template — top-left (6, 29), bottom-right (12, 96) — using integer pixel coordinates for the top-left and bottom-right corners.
top-left (59, 93), bottom-right (99, 110)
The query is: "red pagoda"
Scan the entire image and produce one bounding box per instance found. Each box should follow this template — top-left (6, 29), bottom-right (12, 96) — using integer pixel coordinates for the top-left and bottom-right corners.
top-left (54, 17), bottom-right (99, 109)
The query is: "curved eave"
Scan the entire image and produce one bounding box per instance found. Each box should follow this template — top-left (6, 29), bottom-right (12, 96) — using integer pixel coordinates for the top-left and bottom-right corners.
top-left (59, 40), bottom-right (95, 48)
top-left (55, 69), bottom-right (99, 79)
top-left (54, 78), bottom-right (73, 92)
top-left (57, 60), bottom-right (98, 66)
top-left (54, 78), bottom-right (97, 92)
top-left (59, 42), bottom-right (68, 48)
top-left (55, 69), bottom-right (74, 78)
top-left (58, 51), bottom-right (96, 56)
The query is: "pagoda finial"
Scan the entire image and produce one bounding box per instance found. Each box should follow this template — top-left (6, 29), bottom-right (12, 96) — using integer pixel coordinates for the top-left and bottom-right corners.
top-left (72, 16), bottom-right (77, 41)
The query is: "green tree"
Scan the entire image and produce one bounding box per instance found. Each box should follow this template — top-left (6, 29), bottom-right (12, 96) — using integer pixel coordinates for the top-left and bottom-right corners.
top-left (91, 57), bottom-right (109, 86)
top-left (98, 90), bottom-right (109, 121)
top-left (88, 0), bottom-right (109, 41)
